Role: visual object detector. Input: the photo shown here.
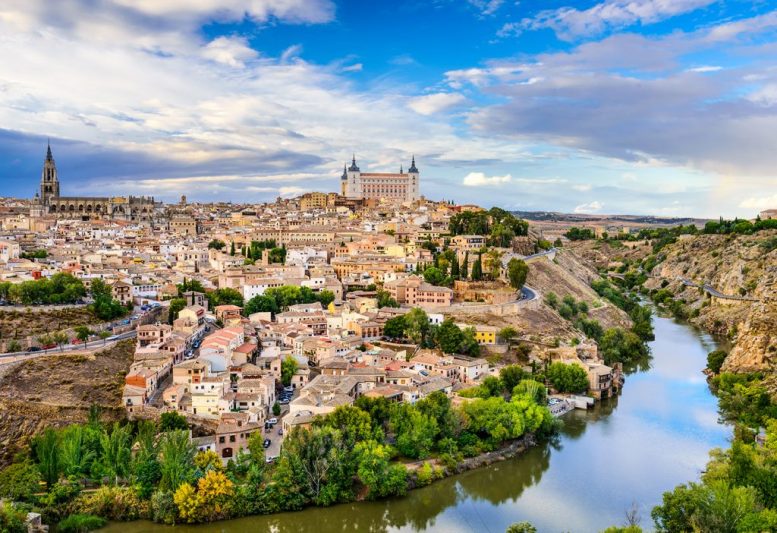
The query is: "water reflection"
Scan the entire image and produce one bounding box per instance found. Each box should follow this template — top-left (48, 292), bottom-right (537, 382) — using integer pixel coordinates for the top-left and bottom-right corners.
top-left (106, 312), bottom-right (729, 533)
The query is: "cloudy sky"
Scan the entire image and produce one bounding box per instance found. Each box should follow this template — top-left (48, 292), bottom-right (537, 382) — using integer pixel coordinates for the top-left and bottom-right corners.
top-left (1, 0), bottom-right (776, 218)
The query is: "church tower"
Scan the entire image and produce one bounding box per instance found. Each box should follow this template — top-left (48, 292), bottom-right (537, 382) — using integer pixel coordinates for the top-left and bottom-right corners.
top-left (40, 141), bottom-right (60, 206)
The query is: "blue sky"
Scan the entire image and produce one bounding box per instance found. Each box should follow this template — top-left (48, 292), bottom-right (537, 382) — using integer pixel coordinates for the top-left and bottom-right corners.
top-left (1, 0), bottom-right (776, 217)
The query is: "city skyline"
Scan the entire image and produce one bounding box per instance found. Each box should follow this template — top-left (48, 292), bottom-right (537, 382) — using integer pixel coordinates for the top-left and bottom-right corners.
top-left (1, 1), bottom-right (776, 217)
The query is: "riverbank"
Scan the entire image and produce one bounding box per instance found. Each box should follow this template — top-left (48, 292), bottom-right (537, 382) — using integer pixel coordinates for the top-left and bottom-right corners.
top-left (103, 311), bottom-right (728, 533)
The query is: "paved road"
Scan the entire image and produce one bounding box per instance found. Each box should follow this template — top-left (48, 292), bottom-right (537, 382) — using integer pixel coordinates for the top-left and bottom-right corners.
top-left (0, 330), bottom-right (136, 363)
top-left (520, 285), bottom-right (538, 302)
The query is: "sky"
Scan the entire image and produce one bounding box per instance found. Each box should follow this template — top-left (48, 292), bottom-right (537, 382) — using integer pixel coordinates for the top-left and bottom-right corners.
top-left (1, 0), bottom-right (776, 218)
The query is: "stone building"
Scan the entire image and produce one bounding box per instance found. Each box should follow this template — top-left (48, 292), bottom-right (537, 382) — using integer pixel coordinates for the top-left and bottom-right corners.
top-left (35, 142), bottom-right (161, 223)
top-left (341, 155), bottom-right (419, 202)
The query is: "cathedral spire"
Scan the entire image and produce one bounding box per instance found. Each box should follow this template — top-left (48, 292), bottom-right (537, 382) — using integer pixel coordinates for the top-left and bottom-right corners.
top-left (348, 154), bottom-right (360, 172)
top-left (408, 154), bottom-right (418, 173)
top-left (46, 139), bottom-right (53, 162)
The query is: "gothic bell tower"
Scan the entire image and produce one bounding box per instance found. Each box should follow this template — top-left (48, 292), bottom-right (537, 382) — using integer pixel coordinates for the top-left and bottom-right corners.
top-left (40, 140), bottom-right (60, 206)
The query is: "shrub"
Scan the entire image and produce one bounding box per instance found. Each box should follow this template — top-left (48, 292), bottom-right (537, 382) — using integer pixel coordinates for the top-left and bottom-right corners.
top-left (707, 350), bottom-right (728, 374)
top-left (151, 491), bottom-right (177, 525)
top-left (73, 486), bottom-right (148, 521)
top-left (57, 514), bottom-right (107, 533)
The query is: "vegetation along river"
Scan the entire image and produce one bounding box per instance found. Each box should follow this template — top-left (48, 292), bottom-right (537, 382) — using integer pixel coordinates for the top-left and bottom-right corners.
top-left (106, 311), bottom-right (729, 533)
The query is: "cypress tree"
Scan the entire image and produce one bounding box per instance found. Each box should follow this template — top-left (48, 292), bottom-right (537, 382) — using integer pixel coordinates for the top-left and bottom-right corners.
top-left (451, 253), bottom-right (460, 279)
top-left (472, 253), bottom-right (483, 281)
top-left (461, 251), bottom-right (469, 280)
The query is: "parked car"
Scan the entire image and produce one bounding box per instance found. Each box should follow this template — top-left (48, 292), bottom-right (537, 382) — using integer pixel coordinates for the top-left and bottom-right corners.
top-left (283, 385), bottom-right (294, 392)
top-left (28, 346), bottom-right (41, 352)
top-left (277, 428), bottom-right (283, 436)
top-left (279, 399), bottom-right (290, 405)
top-left (265, 456), bottom-right (276, 464)
top-left (263, 438), bottom-right (271, 448)
top-left (267, 418), bottom-right (278, 425)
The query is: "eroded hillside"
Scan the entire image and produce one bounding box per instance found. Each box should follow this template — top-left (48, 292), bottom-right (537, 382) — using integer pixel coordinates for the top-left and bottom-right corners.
top-left (0, 340), bottom-right (134, 466)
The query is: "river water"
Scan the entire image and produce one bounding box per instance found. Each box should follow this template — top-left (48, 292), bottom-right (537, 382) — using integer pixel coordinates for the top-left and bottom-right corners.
top-left (108, 312), bottom-right (729, 533)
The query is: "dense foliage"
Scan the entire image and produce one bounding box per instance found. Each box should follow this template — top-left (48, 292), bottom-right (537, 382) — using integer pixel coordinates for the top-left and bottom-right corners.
top-left (89, 279), bottom-right (129, 321)
top-left (546, 362), bottom-right (589, 393)
top-left (448, 208), bottom-right (528, 246)
top-left (244, 285), bottom-right (334, 317)
top-left (382, 309), bottom-right (480, 356)
top-left (565, 227), bottom-right (596, 241)
top-left (0, 391), bottom-right (552, 526)
top-left (0, 273), bottom-right (85, 305)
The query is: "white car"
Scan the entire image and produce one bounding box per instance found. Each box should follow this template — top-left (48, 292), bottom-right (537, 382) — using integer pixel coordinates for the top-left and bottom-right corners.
top-left (267, 417), bottom-right (278, 425)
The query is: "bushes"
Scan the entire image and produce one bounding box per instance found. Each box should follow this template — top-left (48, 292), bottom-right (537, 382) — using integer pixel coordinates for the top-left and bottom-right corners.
top-left (73, 486), bottom-right (148, 521)
top-left (57, 514), bottom-right (107, 533)
top-left (0, 502), bottom-right (27, 533)
top-left (547, 362), bottom-right (589, 394)
top-left (707, 350), bottom-right (728, 374)
top-left (599, 327), bottom-right (649, 366)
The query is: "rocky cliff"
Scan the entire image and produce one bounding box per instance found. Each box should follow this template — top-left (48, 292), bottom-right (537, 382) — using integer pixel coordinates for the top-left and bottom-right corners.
top-left (612, 231), bottom-right (777, 372)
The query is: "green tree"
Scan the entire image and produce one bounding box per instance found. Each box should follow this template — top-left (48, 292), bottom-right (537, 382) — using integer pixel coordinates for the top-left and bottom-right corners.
top-left (506, 522), bottom-right (537, 533)
top-left (499, 326), bottom-right (518, 345)
top-left (471, 253), bottom-right (483, 281)
top-left (546, 362), bottom-right (589, 394)
top-left (383, 316), bottom-right (406, 339)
top-left (74, 325), bottom-right (92, 344)
top-left (707, 350), bottom-right (728, 374)
top-left (167, 298), bottom-right (187, 324)
top-left (507, 258), bottom-right (529, 290)
top-left (0, 460), bottom-right (42, 501)
top-left (599, 327), bottom-right (648, 365)
top-left (436, 319), bottom-right (463, 354)
top-left (60, 425), bottom-right (96, 478)
top-left (230, 241), bottom-right (236, 256)
top-left (500, 365), bottom-right (528, 393)
top-left (33, 428), bottom-right (61, 489)
top-left (404, 308), bottom-right (430, 345)
top-left (244, 294), bottom-right (279, 316)
top-left (207, 239), bottom-right (226, 250)
top-left (52, 331), bottom-right (69, 352)
top-left (389, 403), bottom-right (438, 459)
top-left (273, 402), bottom-right (281, 416)
top-left (100, 423), bottom-right (132, 485)
top-left (376, 290), bottom-right (398, 309)
top-left (423, 267), bottom-right (445, 286)
top-left (206, 288), bottom-right (244, 309)
top-left (461, 251), bottom-right (469, 280)
top-left (281, 356), bottom-right (298, 387)
top-left (354, 440), bottom-right (407, 499)
top-left (98, 330), bottom-right (111, 345)
top-left (159, 412), bottom-right (188, 432)
top-left (158, 430), bottom-right (196, 491)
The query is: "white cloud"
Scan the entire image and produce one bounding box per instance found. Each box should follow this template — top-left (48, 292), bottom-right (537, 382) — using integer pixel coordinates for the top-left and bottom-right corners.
top-left (468, 0), bottom-right (504, 16)
top-left (462, 172), bottom-right (512, 187)
top-left (280, 44), bottom-right (303, 63)
top-left (572, 183), bottom-right (592, 192)
top-left (408, 92), bottom-right (466, 115)
top-left (201, 36), bottom-right (258, 67)
top-left (686, 65), bottom-right (722, 73)
top-left (504, 0), bottom-right (716, 41)
top-left (739, 194), bottom-right (777, 210)
top-left (574, 200), bottom-right (604, 213)
top-left (341, 63), bottom-right (363, 72)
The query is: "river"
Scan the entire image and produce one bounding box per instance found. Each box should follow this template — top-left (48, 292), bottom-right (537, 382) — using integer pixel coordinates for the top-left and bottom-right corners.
top-left (107, 312), bottom-right (729, 533)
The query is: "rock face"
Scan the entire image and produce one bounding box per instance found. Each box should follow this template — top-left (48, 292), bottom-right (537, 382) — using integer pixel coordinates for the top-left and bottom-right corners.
top-left (642, 231), bottom-right (777, 372)
top-left (723, 293), bottom-right (777, 372)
